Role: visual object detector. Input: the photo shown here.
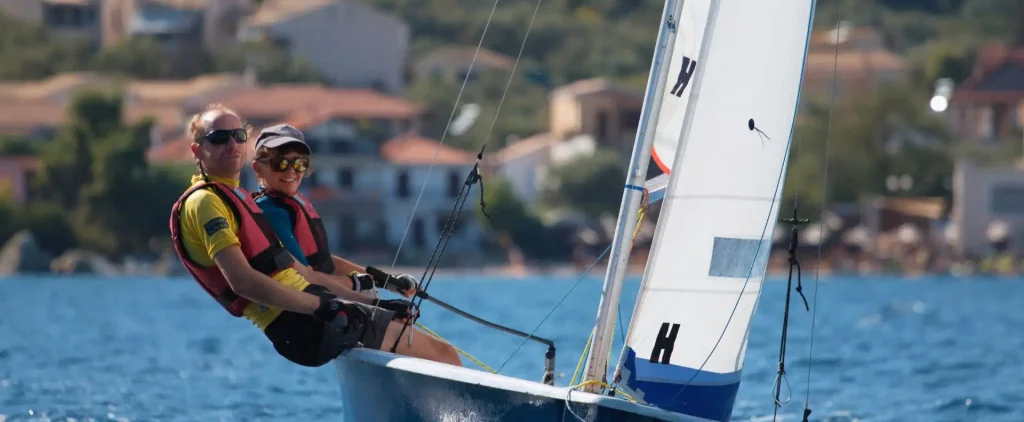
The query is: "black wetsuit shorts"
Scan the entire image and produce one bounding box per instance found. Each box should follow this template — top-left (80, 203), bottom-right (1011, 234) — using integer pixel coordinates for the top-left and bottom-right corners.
top-left (263, 284), bottom-right (392, 367)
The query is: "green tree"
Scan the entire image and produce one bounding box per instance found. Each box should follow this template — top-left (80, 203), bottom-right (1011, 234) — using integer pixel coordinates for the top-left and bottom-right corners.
top-left (0, 189), bottom-right (21, 246)
top-left (28, 88), bottom-right (190, 258)
top-left (20, 200), bottom-right (76, 256)
top-left (0, 136), bottom-right (41, 156)
top-left (542, 148), bottom-right (626, 219)
top-left (91, 37), bottom-right (214, 79)
top-left (405, 69), bottom-right (548, 151)
top-left (214, 42), bottom-right (329, 84)
top-left (909, 40), bottom-right (975, 93)
top-left (782, 82), bottom-right (954, 216)
top-left (478, 175), bottom-right (571, 261)
top-left (0, 12), bottom-right (91, 80)
top-left (33, 89), bottom-right (125, 208)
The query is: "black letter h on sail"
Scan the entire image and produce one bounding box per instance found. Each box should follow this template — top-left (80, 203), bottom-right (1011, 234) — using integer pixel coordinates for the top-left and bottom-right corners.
top-left (649, 322), bottom-right (681, 364)
top-left (671, 57), bottom-right (697, 97)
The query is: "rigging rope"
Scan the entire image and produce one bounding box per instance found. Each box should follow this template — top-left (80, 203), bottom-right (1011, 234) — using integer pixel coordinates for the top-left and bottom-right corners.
top-left (377, 0), bottom-right (501, 300)
top-left (799, 1), bottom-right (844, 421)
top-left (500, 186), bottom-right (650, 376)
top-left (389, 157), bottom-right (488, 352)
top-left (496, 242), bottom-right (611, 373)
top-left (772, 1), bottom-right (841, 420)
top-left (771, 210), bottom-right (810, 419)
top-left (382, 0), bottom-right (549, 353)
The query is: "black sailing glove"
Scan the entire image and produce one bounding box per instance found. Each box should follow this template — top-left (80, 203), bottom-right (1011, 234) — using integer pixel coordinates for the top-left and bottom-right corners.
top-left (365, 265), bottom-right (420, 298)
top-left (348, 271), bottom-right (378, 293)
top-left (372, 298), bottom-right (418, 321)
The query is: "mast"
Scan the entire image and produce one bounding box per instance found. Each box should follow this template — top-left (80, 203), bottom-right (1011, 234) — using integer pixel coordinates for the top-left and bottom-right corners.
top-left (611, 0), bottom-right (721, 385)
top-left (580, 0), bottom-right (686, 391)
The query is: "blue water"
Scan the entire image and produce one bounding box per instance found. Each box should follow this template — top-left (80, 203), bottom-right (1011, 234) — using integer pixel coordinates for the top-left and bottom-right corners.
top-left (0, 275), bottom-right (1021, 422)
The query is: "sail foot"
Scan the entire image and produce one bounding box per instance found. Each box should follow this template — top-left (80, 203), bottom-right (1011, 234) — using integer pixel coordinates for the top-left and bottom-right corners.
top-left (619, 347), bottom-right (741, 422)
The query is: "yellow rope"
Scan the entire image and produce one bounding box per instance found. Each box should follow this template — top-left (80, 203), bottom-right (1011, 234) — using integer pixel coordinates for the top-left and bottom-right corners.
top-left (569, 198), bottom-right (647, 395)
top-left (568, 380), bottom-right (638, 403)
top-left (570, 328), bottom-right (595, 386)
top-left (415, 322), bottom-right (497, 374)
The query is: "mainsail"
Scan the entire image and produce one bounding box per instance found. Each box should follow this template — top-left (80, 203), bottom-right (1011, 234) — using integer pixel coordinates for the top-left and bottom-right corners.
top-left (616, 1), bottom-right (817, 421)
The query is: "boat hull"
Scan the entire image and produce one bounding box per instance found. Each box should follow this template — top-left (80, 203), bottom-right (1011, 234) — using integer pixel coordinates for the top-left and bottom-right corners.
top-left (334, 348), bottom-right (712, 422)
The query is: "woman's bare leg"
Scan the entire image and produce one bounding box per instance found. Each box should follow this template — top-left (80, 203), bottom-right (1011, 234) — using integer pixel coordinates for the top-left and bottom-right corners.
top-left (378, 321), bottom-right (463, 367)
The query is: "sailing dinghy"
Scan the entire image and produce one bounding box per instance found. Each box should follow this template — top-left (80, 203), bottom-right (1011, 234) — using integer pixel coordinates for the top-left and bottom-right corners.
top-left (334, 0), bottom-right (817, 420)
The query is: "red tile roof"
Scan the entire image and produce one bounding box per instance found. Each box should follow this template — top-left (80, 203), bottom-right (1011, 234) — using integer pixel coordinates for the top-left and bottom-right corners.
top-left (492, 133), bottom-right (556, 162)
top-left (146, 134), bottom-right (258, 164)
top-left (3, 155), bottom-right (41, 171)
top-left (147, 84), bottom-right (423, 164)
top-left (0, 101), bottom-right (66, 134)
top-left (150, 131), bottom-right (477, 167)
top-left (381, 133), bottom-right (476, 165)
top-left (209, 85), bottom-right (422, 121)
top-left (146, 138), bottom-right (194, 164)
top-left (951, 44), bottom-right (1024, 103)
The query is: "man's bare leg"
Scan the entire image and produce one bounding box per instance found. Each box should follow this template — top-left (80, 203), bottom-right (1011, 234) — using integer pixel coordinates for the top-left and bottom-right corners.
top-left (379, 321), bottom-right (463, 367)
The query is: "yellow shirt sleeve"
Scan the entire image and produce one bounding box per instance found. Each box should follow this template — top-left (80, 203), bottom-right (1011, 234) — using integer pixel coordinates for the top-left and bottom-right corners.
top-left (179, 188), bottom-right (240, 267)
top-left (177, 184), bottom-right (311, 331)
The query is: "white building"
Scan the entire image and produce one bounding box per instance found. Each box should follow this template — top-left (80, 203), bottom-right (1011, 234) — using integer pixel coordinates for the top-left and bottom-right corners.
top-left (951, 160), bottom-right (1024, 255)
top-left (238, 0), bottom-right (409, 94)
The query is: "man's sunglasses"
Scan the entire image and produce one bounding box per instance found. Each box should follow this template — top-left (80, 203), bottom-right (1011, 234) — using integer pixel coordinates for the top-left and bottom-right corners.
top-left (202, 128), bottom-right (248, 145)
top-left (262, 156), bottom-right (310, 173)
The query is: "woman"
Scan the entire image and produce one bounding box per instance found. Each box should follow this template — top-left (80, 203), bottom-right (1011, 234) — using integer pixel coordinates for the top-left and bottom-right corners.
top-left (248, 124), bottom-right (460, 366)
top-left (250, 124), bottom-right (420, 299)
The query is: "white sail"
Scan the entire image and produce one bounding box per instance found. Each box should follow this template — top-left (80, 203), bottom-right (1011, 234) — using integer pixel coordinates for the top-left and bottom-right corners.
top-left (616, 1), bottom-right (816, 421)
top-left (579, 0), bottom-right (688, 389)
top-left (650, 0), bottom-right (711, 175)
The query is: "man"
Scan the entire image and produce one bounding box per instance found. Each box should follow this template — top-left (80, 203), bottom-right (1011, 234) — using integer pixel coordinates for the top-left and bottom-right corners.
top-left (249, 123), bottom-right (420, 300)
top-left (169, 104), bottom-right (462, 367)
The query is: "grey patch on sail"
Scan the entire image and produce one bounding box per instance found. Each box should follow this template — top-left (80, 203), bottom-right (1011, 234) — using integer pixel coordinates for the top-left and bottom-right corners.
top-left (708, 237), bottom-right (770, 278)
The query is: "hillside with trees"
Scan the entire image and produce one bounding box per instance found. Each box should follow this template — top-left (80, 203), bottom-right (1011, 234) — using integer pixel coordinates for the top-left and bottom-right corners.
top-left (0, 1), bottom-right (1020, 263)
top-left (373, 0), bottom-right (1023, 259)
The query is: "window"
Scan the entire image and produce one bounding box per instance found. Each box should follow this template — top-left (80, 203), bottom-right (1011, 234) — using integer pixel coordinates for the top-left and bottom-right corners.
top-left (596, 111), bottom-right (608, 140)
top-left (436, 214), bottom-right (451, 235)
top-left (305, 139), bottom-right (320, 153)
top-left (44, 4), bottom-right (64, 26)
top-left (457, 69), bottom-right (476, 83)
top-left (271, 35), bottom-right (291, 49)
top-left (397, 170), bottom-right (410, 198)
top-left (338, 168), bottom-right (353, 188)
top-left (339, 215), bottom-right (357, 251)
top-left (412, 218), bottom-right (425, 247)
top-left (620, 109), bottom-right (641, 131)
top-left (436, 213), bottom-right (463, 235)
top-left (447, 170), bottom-right (461, 197)
top-left (990, 184), bottom-right (1024, 215)
top-left (376, 220), bottom-right (388, 245)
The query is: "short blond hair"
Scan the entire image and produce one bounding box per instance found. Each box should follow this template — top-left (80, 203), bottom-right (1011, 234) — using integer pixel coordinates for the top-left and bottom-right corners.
top-left (186, 103), bottom-right (252, 144)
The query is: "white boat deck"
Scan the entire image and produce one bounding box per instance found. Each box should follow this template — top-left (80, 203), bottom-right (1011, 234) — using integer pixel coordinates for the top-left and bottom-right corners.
top-left (338, 348), bottom-right (713, 422)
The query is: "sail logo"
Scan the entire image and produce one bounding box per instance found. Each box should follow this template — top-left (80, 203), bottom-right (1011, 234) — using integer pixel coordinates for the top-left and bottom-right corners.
top-left (670, 57), bottom-right (697, 97)
top-left (649, 322), bottom-right (681, 364)
top-left (666, 15), bottom-right (677, 32)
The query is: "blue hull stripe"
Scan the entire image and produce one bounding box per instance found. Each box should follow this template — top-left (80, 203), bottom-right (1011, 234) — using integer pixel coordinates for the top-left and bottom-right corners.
top-left (622, 348), bottom-right (741, 422)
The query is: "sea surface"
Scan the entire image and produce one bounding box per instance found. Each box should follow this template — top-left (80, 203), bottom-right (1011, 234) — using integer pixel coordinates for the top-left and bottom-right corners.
top-left (0, 274), bottom-right (1021, 422)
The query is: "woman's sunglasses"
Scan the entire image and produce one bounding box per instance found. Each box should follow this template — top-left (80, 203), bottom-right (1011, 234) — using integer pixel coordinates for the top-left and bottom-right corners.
top-left (263, 156), bottom-right (310, 173)
top-left (202, 128), bottom-right (248, 145)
